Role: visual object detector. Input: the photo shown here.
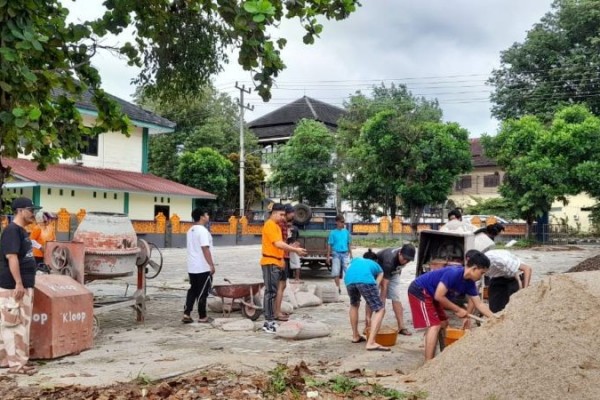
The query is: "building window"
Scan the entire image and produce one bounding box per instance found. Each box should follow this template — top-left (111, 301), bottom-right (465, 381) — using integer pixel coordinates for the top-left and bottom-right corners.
top-left (81, 135), bottom-right (99, 156)
top-left (93, 192), bottom-right (97, 198)
top-left (59, 189), bottom-right (63, 196)
top-left (484, 174), bottom-right (500, 188)
top-left (114, 193), bottom-right (118, 200)
top-left (47, 188), bottom-right (52, 195)
top-left (103, 192), bottom-right (107, 199)
top-left (71, 190), bottom-right (75, 197)
top-left (455, 175), bottom-right (472, 190)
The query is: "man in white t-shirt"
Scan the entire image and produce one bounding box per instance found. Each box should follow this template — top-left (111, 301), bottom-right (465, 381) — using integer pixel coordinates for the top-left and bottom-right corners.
top-left (182, 208), bottom-right (215, 324)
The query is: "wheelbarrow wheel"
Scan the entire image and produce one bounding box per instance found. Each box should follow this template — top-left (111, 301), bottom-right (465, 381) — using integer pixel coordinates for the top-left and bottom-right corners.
top-left (241, 298), bottom-right (262, 321)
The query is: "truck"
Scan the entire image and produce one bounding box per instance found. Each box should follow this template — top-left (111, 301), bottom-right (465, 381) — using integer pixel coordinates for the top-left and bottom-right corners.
top-left (292, 205), bottom-right (338, 271)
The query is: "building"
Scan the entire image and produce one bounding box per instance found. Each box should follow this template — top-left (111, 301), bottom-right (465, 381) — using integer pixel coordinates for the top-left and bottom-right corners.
top-left (449, 138), bottom-right (596, 232)
top-left (3, 89), bottom-right (215, 221)
top-left (247, 96), bottom-right (346, 204)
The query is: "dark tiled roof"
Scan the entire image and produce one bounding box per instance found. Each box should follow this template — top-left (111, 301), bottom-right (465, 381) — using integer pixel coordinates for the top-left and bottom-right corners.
top-left (5, 158), bottom-right (215, 199)
top-left (248, 97), bottom-right (346, 139)
top-left (471, 138), bottom-right (497, 167)
top-left (54, 88), bottom-right (176, 130)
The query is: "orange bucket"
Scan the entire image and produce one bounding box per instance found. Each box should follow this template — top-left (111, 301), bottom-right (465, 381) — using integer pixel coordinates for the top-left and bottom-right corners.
top-left (444, 328), bottom-right (465, 347)
top-left (365, 326), bottom-right (397, 347)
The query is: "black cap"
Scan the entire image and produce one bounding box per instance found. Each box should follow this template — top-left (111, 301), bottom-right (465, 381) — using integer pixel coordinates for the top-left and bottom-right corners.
top-left (400, 244), bottom-right (416, 261)
top-left (271, 203), bottom-right (286, 212)
top-left (284, 204), bottom-right (295, 214)
top-left (11, 197), bottom-right (42, 211)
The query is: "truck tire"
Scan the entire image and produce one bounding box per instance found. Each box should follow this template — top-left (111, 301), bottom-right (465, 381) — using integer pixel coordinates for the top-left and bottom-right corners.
top-left (294, 203), bottom-right (312, 224)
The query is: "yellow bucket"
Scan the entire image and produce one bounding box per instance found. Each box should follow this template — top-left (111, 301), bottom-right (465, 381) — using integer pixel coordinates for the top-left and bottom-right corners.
top-left (444, 328), bottom-right (466, 347)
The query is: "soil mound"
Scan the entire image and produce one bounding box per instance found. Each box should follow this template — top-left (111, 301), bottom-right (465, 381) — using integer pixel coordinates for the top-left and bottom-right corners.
top-left (409, 272), bottom-right (600, 400)
top-left (567, 254), bottom-right (600, 272)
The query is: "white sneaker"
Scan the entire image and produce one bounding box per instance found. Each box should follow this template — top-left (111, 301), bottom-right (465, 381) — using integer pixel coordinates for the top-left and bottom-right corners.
top-left (262, 321), bottom-right (277, 334)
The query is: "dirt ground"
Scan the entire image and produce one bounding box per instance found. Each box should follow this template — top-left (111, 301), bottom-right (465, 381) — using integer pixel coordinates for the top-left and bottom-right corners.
top-left (1, 243), bottom-right (598, 398)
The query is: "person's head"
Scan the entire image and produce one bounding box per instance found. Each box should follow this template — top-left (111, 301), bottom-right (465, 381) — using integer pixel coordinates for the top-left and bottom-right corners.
top-left (335, 214), bottom-right (345, 229)
top-left (464, 249), bottom-right (480, 263)
top-left (465, 250), bottom-right (490, 281)
top-left (269, 203), bottom-right (286, 223)
top-left (284, 204), bottom-right (295, 222)
top-left (448, 209), bottom-right (462, 221)
top-left (191, 208), bottom-right (210, 224)
top-left (363, 248), bottom-right (378, 261)
top-left (11, 197), bottom-right (41, 226)
top-left (35, 210), bottom-right (57, 225)
top-left (398, 243), bottom-right (416, 265)
top-left (486, 223), bottom-right (505, 240)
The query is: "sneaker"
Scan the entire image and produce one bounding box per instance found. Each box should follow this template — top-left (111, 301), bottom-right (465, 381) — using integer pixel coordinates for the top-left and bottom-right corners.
top-left (262, 321), bottom-right (277, 334)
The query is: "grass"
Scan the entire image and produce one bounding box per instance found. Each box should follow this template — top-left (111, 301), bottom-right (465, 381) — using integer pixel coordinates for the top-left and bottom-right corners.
top-left (266, 364), bottom-right (289, 395)
top-left (352, 236), bottom-right (408, 249)
top-left (305, 375), bottom-right (427, 399)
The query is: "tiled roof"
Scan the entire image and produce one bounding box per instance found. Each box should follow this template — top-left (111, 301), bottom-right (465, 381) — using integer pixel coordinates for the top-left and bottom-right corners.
top-left (54, 88), bottom-right (176, 131)
top-left (248, 96), bottom-right (346, 140)
top-left (471, 138), bottom-right (497, 167)
top-left (4, 158), bottom-right (215, 199)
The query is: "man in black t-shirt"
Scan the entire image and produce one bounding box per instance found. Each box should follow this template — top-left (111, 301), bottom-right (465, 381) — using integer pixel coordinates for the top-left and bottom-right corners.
top-left (0, 197), bottom-right (41, 375)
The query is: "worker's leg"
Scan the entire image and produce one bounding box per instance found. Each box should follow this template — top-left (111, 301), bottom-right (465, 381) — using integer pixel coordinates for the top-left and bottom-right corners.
top-left (331, 255), bottom-right (341, 292)
top-left (274, 260), bottom-right (289, 319)
top-left (424, 325), bottom-right (442, 360)
top-left (360, 284), bottom-right (387, 349)
top-left (184, 273), bottom-right (202, 317)
top-left (387, 275), bottom-right (409, 333)
top-left (346, 284), bottom-right (362, 341)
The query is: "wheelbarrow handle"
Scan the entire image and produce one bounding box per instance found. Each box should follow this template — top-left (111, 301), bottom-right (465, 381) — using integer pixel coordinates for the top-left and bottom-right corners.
top-left (468, 313), bottom-right (486, 323)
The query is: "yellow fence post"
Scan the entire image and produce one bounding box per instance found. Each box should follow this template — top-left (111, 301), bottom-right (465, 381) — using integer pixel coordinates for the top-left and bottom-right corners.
top-left (57, 208), bottom-right (71, 233)
top-left (228, 215), bottom-right (238, 235)
top-left (379, 216), bottom-right (391, 234)
top-left (170, 214), bottom-right (181, 234)
top-left (156, 212), bottom-right (166, 233)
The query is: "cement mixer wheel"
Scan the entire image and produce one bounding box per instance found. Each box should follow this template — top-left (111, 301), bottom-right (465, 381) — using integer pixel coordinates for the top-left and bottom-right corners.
top-left (145, 242), bottom-right (163, 279)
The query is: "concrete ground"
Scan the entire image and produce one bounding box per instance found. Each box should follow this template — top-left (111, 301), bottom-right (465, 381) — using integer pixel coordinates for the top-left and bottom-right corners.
top-left (9, 243), bottom-right (600, 389)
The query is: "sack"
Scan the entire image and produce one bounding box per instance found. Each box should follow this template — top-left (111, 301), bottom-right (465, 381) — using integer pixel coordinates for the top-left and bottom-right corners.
top-left (289, 253), bottom-right (301, 270)
top-left (1, 298), bottom-right (21, 327)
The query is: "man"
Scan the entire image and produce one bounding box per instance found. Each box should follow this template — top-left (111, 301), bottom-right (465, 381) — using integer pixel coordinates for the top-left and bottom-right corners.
top-left (440, 208), bottom-right (475, 233)
top-left (408, 251), bottom-right (496, 361)
top-left (375, 244), bottom-right (415, 336)
top-left (344, 250), bottom-right (390, 351)
top-left (326, 215), bottom-right (352, 294)
top-left (260, 203), bottom-right (306, 334)
top-left (182, 208), bottom-right (215, 324)
top-left (0, 197), bottom-right (42, 375)
top-left (484, 249), bottom-right (532, 312)
top-left (274, 204), bottom-right (299, 321)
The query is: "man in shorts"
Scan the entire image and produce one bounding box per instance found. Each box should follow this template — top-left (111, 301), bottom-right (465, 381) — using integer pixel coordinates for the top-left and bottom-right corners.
top-left (344, 249), bottom-right (390, 351)
top-left (327, 215), bottom-right (352, 294)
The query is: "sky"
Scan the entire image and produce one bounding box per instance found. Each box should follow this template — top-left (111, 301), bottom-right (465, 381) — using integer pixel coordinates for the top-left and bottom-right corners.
top-left (64, 0), bottom-right (554, 137)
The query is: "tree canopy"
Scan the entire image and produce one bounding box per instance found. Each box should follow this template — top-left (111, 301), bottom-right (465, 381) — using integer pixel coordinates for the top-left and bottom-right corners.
top-left (270, 119), bottom-right (336, 206)
top-left (177, 147), bottom-right (234, 203)
top-left (489, 0), bottom-right (600, 121)
top-left (0, 0), bottom-right (358, 185)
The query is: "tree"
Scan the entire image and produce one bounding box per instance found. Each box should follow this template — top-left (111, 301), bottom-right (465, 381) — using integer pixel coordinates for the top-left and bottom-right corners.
top-left (464, 197), bottom-right (521, 221)
top-left (355, 110), bottom-right (472, 234)
top-left (489, 0), bottom-right (600, 121)
top-left (224, 153), bottom-right (266, 216)
top-left (270, 119), bottom-right (336, 206)
top-left (481, 105), bottom-right (600, 236)
top-left (177, 148), bottom-right (234, 204)
top-left (0, 0), bottom-right (358, 190)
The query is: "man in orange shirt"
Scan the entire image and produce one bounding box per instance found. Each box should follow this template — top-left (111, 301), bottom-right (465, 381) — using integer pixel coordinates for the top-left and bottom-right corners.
top-left (260, 203), bottom-right (306, 334)
top-left (29, 211), bottom-right (57, 265)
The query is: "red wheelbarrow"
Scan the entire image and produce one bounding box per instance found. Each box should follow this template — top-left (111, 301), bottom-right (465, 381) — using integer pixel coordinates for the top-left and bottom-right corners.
top-left (211, 279), bottom-right (264, 321)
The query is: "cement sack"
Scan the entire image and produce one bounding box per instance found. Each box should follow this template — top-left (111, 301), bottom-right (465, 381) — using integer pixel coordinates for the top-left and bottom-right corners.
top-left (275, 320), bottom-right (330, 340)
top-left (295, 291), bottom-right (323, 308)
top-left (207, 297), bottom-right (240, 313)
top-left (283, 286), bottom-right (299, 309)
top-left (315, 284), bottom-right (340, 303)
top-left (301, 284), bottom-right (318, 296)
top-left (220, 319), bottom-right (255, 332)
top-left (280, 301), bottom-right (294, 315)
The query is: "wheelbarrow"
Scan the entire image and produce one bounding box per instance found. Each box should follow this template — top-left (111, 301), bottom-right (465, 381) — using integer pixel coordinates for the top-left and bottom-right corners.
top-left (211, 279), bottom-right (264, 321)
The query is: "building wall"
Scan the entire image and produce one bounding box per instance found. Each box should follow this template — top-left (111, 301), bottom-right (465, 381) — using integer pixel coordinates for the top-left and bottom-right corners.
top-left (451, 166), bottom-right (504, 199)
top-left (550, 193), bottom-right (596, 232)
top-left (128, 193), bottom-right (192, 221)
top-left (39, 187), bottom-right (125, 215)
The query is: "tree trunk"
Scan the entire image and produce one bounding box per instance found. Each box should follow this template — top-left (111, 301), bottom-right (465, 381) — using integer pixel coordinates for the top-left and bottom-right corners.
top-left (409, 206), bottom-right (423, 241)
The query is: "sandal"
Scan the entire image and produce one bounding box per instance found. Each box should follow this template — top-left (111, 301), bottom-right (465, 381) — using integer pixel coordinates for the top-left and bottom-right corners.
top-left (198, 317), bottom-right (214, 324)
top-left (351, 336), bottom-right (366, 343)
top-left (275, 315), bottom-right (289, 321)
top-left (181, 315), bottom-right (194, 324)
top-left (398, 328), bottom-right (413, 336)
top-left (8, 365), bottom-right (37, 375)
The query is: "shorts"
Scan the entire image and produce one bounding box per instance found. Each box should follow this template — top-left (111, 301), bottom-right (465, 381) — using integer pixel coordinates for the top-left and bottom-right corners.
top-left (408, 283), bottom-right (447, 329)
top-left (331, 251), bottom-right (349, 278)
top-left (346, 283), bottom-right (384, 312)
top-left (289, 252), bottom-right (301, 270)
top-left (385, 274), bottom-right (402, 302)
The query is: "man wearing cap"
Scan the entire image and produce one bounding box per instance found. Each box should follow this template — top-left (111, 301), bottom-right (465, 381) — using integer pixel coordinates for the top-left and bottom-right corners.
top-left (371, 244), bottom-right (416, 336)
top-left (273, 204), bottom-right (299, 322)
top-left (260, 203), bottom-right (306, 334)
top-left (0, 197), bottom-right (41, 375)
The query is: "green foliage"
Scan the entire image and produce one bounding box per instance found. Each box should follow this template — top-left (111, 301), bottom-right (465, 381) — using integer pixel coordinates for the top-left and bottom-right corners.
top-left (489, 0), bottom-right (600, 120)
top-left (177, 147), bottom-right (234, 203)
top-left (337, 84), bottom-right (469, 224)
top-left (464, 197), bottom-right (520, 221)
top-left (270, 119), bottom-right (336, 206)
top-left (352, 236), bottom-right (404, 249)
top-left (267, 364), bottom-right (289, 395)
top-left (482, 105), bottom-right (600, 235)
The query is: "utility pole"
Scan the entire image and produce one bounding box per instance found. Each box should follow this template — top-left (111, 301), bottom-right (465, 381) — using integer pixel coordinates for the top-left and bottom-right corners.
top-left (236, 82), bottom-right (253, 244)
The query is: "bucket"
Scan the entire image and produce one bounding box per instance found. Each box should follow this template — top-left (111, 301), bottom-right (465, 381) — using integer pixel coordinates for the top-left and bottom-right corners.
top-left (482, 286), bottom-right (489, 300)
top-left (365, 326), bottom-right (397, 347)
top-left (444, 328), bottom-right (465, 347)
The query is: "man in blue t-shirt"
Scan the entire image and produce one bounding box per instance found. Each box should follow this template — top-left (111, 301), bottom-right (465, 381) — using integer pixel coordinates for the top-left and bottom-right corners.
top-left (344, 250), bottom-right (390, 351)
top-left (408, 251), bottom-right (496, 360)
top-left (327, 215), bottom-right (352, 294)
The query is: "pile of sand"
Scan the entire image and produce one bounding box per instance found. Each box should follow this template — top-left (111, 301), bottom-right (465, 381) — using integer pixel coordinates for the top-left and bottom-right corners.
top-left (409, 271), bottom-right (600, 400)
top-left (567, 254), bottom-right (600, 272)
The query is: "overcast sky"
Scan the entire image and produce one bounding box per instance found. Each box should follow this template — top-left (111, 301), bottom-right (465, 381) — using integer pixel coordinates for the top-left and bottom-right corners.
top-left (65, 1), bottom-right (553, 137)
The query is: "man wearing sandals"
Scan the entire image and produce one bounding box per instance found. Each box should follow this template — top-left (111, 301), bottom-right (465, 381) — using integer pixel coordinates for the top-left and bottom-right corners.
top-left (182, 208), bottom-right (215, 324)
top-left (0, 197), bottom-right (41, 375)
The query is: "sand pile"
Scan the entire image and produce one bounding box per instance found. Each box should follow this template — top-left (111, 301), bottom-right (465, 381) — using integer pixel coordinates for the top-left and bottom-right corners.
top-left (409, 271), bottom-right (600, 400)
top-left (567, 254), bottom-right (600, 272)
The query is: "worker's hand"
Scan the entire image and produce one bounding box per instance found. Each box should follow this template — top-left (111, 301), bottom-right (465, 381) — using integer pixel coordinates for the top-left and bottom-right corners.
top-left (210, 265), bottom-right (216, 275)
top-left (296, 247), bottom-right (307, 257)
top-left (454, 308), bottom-right (468, 318)
top-left (13, 283), bottom-right (25, 302)
top-left (462, 317), bottom-right (472, 330)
